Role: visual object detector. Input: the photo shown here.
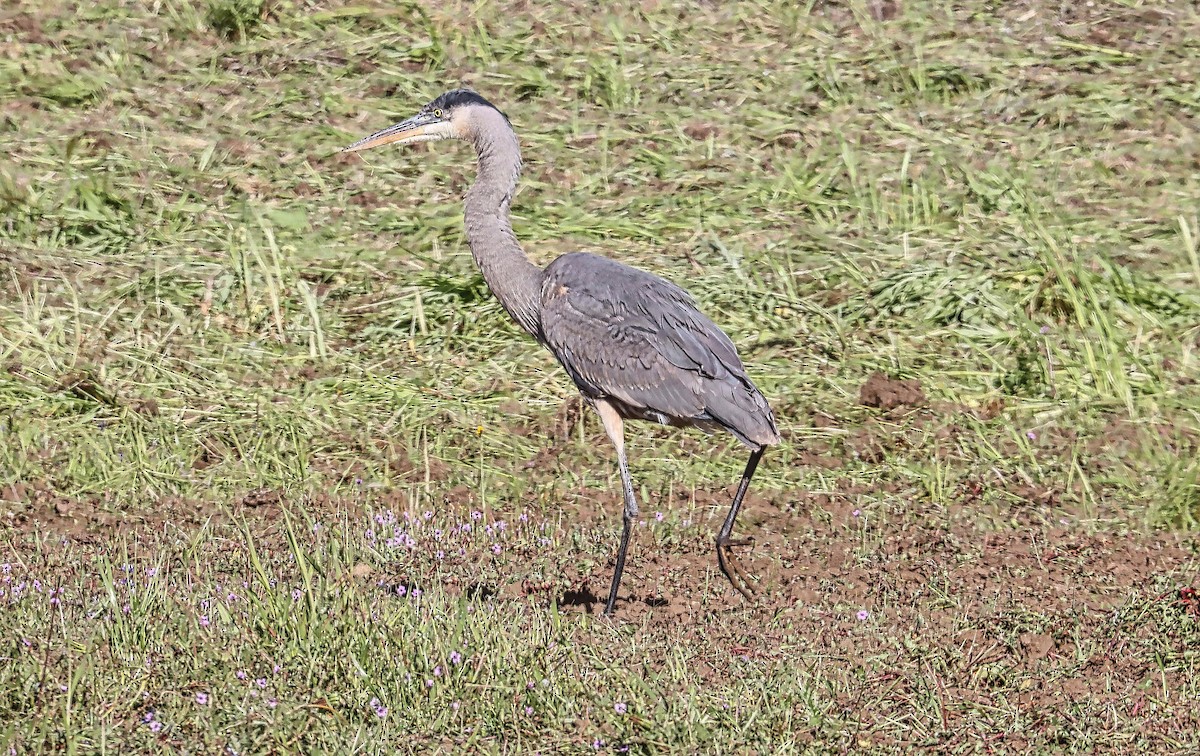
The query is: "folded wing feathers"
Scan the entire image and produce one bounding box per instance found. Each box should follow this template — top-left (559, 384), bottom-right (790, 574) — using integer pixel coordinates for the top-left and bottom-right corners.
top-left (540, 253), bottom-right (778, 446)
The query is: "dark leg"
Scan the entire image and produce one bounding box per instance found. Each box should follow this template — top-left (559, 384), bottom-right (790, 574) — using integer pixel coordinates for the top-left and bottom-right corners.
top-left (594, 400), bottom-right (638, 616)
top-left (604, 449), bottom-right (638, 615)
top-left (716, 446), bottom-right (766, 600)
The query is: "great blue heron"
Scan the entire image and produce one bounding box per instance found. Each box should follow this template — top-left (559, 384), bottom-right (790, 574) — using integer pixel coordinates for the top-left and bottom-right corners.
top-left (344, 89), bottom-right (780, 615)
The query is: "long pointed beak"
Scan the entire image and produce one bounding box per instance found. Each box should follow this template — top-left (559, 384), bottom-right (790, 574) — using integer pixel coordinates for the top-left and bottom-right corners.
top-left (342, 114), bottom-right (435, 153)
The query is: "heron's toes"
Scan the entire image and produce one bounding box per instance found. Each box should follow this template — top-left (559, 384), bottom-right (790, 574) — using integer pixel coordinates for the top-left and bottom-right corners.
top-left (717, 543), bottom-right (760, 600)
top-left (719, 535), bottom-right (756, 550)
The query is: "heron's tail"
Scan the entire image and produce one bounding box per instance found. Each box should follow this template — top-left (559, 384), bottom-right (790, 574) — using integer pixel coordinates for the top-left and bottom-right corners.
top-left (705, 380), bottom-right (781, 449)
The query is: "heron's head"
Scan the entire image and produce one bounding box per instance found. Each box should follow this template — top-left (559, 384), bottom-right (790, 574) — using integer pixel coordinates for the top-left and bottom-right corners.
top-left (342, 89), bottom-right (509, 153)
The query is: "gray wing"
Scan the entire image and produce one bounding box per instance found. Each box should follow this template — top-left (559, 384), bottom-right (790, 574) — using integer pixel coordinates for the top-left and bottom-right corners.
top-left (539, 252), bottom-right (779, 447)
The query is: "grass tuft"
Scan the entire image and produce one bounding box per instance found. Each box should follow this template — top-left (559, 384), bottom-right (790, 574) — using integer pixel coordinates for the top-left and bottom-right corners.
top-left (205, 0), bottom-right (265, 40)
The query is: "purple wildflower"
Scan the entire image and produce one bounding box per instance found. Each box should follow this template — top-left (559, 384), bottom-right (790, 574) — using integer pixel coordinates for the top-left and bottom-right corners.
top-left (614, 702), bottom-right (627, 714)
top-left (199, 615), bottom-right (210, 628)
top-left (149, 721), bottom-right (162, 733)
top-left (491, 544), bottom-right (502, 555)
top-left (654, 512), bottom-right (664, 522)
top-left (856, 609), bottom-right (870, 621)
top-left (471, 510), bottom-right (482, 520)
top-left (450, 651), bottom-right (462, 665)
top-left (236, 670), bottom-right (247, 680)
top-left (196, 692), bottom-right (209, 705)
top-left (256, 678), bottom-right (267, 689)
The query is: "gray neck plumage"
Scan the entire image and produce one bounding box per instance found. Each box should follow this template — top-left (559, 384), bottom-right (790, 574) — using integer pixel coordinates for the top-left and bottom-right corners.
top-left (462, 108), bottom-right (544, 338)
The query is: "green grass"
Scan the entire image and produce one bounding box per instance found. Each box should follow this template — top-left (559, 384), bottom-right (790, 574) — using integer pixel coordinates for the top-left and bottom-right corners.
top-left (2, 0), bottom-right (1200, 752)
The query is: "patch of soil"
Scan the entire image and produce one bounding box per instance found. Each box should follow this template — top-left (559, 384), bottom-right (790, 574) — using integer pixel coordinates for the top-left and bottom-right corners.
top-left (869, 0), bottom-right (900, 21)
top-left (0, 478), bottom-right (362, 542)
top-left (385, 452), bottom-right (451, 483)
top-left (682, 122), bottom-right (719, 140)
top-left (858, 371), bottom-right (925, 411)
top-left (0, 11), bottom-right (47, 45)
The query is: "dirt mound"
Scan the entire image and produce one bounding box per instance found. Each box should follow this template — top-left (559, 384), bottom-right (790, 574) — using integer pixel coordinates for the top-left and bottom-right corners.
top-left (859, 371), bottom-right (925, 410)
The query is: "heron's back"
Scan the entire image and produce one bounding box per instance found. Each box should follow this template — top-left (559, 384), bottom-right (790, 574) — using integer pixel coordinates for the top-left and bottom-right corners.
top-left (538, 252), bottom-right (780, 448)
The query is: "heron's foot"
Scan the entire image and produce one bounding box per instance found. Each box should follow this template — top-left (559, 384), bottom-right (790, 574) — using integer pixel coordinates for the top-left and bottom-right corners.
top-left (721, 535), bottom-right (756, 549)
top-left (602, 592), bottom-right (619, 617)
top-left (716, 537), bottom-right (759, 601)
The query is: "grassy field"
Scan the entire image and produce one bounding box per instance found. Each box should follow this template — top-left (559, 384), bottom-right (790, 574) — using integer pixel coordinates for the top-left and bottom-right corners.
top-left (2, 0), bottom-right (1200, 751)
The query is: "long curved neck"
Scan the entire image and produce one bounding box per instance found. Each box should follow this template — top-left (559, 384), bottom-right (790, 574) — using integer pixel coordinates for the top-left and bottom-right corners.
top-left (463, 108), bottom-right (543, 337)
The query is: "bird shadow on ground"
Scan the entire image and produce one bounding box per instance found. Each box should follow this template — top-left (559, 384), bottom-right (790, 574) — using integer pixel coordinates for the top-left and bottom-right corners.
top-left (559, 586), bottom-right (602, 611)
top-left (558, 588), bottom-right (672, 614)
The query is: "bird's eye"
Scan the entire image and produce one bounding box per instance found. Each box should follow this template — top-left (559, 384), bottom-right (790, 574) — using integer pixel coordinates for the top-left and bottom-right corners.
top-left (433, 109), bottom-right (443, 118)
